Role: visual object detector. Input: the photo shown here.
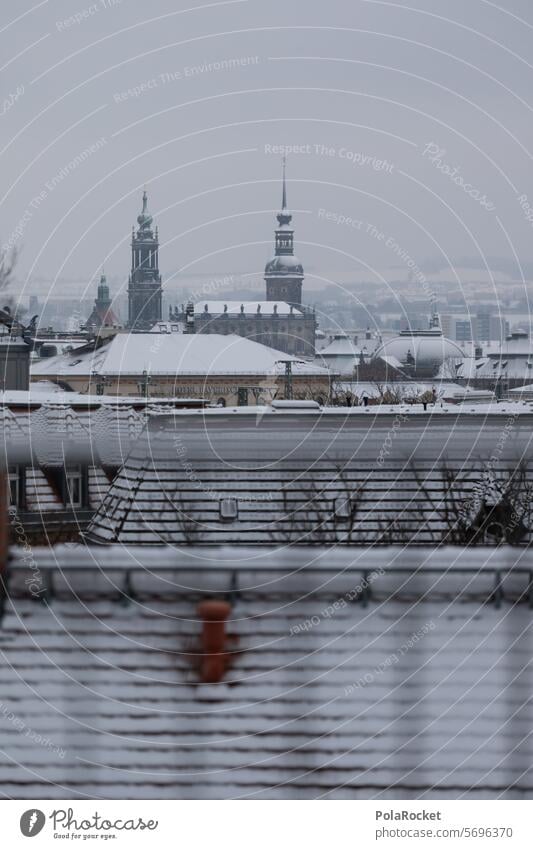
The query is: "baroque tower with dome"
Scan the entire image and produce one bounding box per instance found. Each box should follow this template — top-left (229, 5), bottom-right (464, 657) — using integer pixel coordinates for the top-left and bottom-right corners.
top-left (127, 189), bottom-right (162, 330)
top-left (167, 162), bottom-right (316, 356)
top-left (264, 156), bottom-right (305, 306)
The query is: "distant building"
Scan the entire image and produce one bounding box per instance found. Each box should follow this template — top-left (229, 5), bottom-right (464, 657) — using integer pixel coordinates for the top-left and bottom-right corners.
top-left (28, 295), bottom-right (40, 316)
top-left (168, 301), bottom-right (316, 356)
top-left (30, 332), bottom-right (330, 405)
top-left (127, 189), bottom-right (162, 330)
top-left (372, 316), bottom-right (464, 378)
top-left (85, 273), bottom-right (119, 335)
top-left (441, 312), bottom-right (508, 343)
top-left (455, 320), bottom-right (472, 343)
top-left (168, 161), bottom-right (316, 356)
top-left (316, 334), bottom-right (362, 376)
top-left (460, 329), bottom-right (533, 395)
top-left (474, 311), bottom-right (508, 344)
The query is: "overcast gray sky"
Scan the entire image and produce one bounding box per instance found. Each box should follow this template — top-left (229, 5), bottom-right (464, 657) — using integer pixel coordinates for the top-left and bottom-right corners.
top-left (2, 0), bottom-right (533, 306)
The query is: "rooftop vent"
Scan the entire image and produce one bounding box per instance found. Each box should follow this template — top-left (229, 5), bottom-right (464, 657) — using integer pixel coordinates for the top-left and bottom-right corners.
top-left (219, 497), bottom-right (238, 521)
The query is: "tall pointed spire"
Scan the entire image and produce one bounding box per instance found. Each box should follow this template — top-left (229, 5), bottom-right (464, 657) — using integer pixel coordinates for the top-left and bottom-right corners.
top-left (277, 156), bottom-right (292, 227)
top-left (265, 159), bottom-right (304, 306)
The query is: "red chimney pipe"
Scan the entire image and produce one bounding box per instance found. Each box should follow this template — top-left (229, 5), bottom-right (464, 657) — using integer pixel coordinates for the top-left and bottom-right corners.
top-left (197, 599), bottom-right (231, 683)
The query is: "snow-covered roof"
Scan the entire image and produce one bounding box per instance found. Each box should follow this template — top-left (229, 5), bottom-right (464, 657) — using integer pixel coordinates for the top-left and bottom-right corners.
top-left (31, 341), bottom-right (109, 377)
top-left (31, 334), bottom-right (328, 378)
top-left (264, 254), bottom-right (304, 275)
top-left (87, 406), bottom-right (533, 546)
top-left (486, 329), bottom-right (533, 357)
top-left (319, 334), bottom-right (361, 358)
top-left (510, 383), bottom-right (533, 396)
top-left (3, 544), bottom-right (533, 799)
top-left (373, 330), bottom-right (464, 367)
top-left (469, 357), bottom-right (533, 381)
top-left (1, 387), bottom-right (205, 407)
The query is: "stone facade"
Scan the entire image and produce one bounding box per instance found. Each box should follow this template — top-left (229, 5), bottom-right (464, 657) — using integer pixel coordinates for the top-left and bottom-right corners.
top-left (169, 301), bottom-right (316, 356)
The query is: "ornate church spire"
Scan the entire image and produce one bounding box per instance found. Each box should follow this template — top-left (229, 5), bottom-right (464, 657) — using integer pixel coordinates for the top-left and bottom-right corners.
top-left (264, 158), bottom-right (304, 306)
top-left (277, 155), bottom-right (292, 229)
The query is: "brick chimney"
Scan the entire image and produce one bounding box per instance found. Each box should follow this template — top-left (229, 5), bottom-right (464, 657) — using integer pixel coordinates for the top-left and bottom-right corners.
top-left (197, 599), bottom-right (231, 683)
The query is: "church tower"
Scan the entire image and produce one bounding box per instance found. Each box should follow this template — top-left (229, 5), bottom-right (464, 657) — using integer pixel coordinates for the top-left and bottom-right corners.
top-left (127, 189), bottom-right (162, 330)
top-left (264, 158), bottom-right (304, 306)
top-left (86, 271), bottom-right (118, 334)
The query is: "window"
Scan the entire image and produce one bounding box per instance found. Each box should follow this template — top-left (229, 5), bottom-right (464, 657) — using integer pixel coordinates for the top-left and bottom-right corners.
top-left (237, 387), bottom-right (248, 406)
top-left (8, 465), bottom-right (24, 509)
top-left (65, 465), bottom-right (83, 508)
top-left (217, 397), bottom-right (226, 407)
top-left (219, 497), bottom-right (238, 521)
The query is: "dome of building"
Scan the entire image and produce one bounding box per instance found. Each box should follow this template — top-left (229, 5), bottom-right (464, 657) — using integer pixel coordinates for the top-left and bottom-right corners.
top-left (264, 253), bottom-right (304, 276)
top-left (373, 329), bottom-right (464, 374)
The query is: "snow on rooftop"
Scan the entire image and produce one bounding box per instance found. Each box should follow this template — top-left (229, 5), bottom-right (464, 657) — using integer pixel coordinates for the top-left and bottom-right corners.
top-left (3, 545), bottom-right (533, 799)
top-left (32, 333), bottom-right (328, 377)
top-left (319, 334), bottom-right (361, 357)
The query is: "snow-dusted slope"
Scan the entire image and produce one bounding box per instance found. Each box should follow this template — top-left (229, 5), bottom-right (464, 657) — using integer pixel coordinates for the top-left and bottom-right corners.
top-left (1, 546), bottom-right (532, 799)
